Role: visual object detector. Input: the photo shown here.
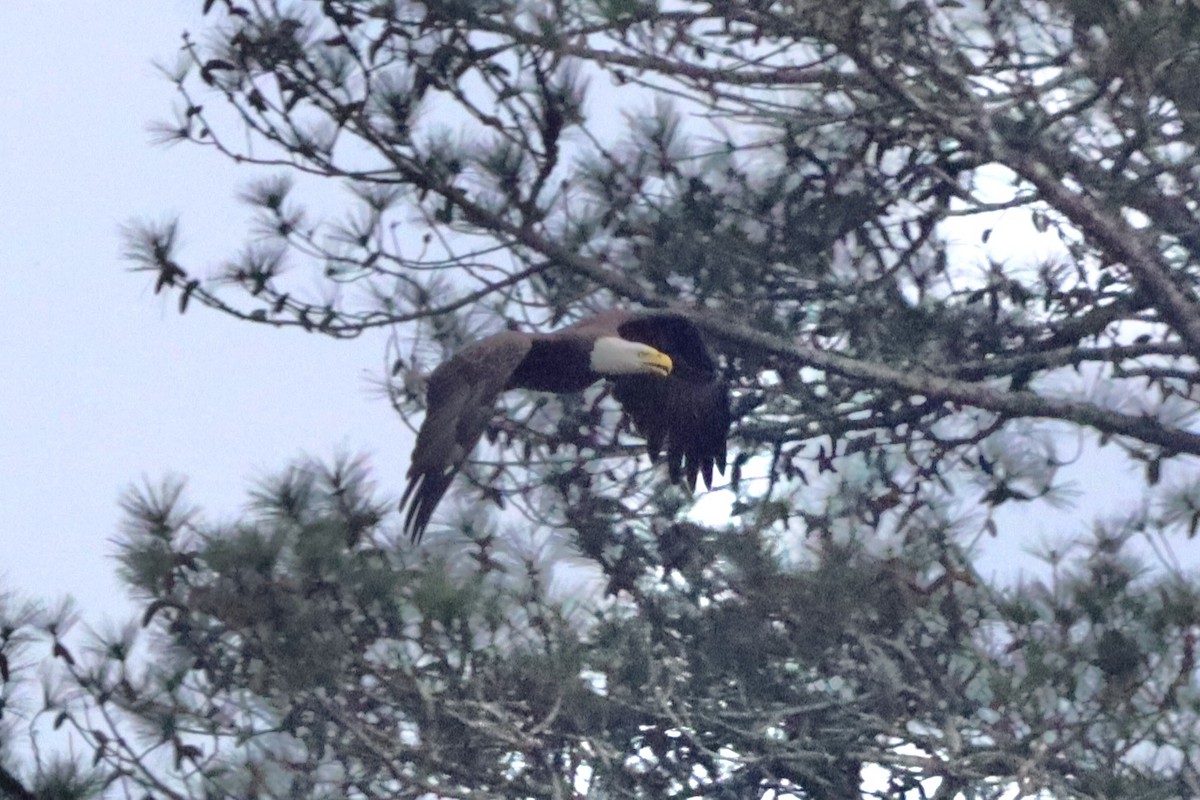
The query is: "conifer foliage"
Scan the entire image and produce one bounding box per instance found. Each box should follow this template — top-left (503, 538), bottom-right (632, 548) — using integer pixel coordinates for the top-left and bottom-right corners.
top-left (4, 0), bottom-right (1200, 797)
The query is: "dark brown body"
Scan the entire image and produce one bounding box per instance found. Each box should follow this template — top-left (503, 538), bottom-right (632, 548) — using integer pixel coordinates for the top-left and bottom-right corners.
top-left (400, 310), bottom-right (729, 542)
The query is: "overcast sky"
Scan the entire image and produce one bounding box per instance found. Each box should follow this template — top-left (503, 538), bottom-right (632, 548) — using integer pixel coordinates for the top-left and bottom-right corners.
top-left (2, 3), bottom-right (1191, 632)
top-left (0, 2), bottom-right (405, 621)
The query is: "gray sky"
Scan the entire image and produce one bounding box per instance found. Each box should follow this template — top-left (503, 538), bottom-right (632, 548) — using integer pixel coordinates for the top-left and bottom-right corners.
top-left (0, 3), bottom-right (405, 620)
top-left (1, 3), bottom-right (1193, 631)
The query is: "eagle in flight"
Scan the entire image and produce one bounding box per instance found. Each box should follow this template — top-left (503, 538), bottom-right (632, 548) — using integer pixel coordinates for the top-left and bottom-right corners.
top-left (400, 309), bottom-right (731, 542)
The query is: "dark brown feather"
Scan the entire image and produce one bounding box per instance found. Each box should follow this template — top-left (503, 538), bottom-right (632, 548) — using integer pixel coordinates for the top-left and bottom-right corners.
top-left (400, 310), bottom-right (730, 542)
top-left (610, 313), bottom-right (729, 490)
top-left (401, 332), bottom-right (531, 542)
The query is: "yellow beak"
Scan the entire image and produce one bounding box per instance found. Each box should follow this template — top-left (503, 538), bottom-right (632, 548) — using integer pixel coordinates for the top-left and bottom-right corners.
top-left (643, 348), bottom-right (673, 376)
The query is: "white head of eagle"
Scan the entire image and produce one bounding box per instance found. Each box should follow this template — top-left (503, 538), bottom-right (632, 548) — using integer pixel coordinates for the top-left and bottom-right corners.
top-left (400, 309), bottom-right (730, 543)
top-left (589, 336), bottom-right (674, 377)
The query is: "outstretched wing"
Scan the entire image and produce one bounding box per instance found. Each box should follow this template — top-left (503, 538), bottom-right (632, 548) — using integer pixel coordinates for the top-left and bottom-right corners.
top-left (400, 332), bottom-right (531, 543)
top-left (611, 313), bottom-right (730, 490)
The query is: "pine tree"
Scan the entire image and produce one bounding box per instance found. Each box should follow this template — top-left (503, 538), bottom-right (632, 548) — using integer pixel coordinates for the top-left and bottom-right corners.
top-left (4, 0), bottom-right (1200, 796)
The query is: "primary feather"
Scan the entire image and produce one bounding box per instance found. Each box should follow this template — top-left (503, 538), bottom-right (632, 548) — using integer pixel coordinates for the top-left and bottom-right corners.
top-left (400, 311), bottom-right (729, 542)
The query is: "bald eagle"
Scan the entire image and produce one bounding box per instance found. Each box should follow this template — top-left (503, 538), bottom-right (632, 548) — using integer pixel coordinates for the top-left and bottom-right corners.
top-left (400, 309), bottom-right (730, 542)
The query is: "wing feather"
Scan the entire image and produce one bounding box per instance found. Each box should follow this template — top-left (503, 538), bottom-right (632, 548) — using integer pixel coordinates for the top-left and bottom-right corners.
top-left (611, 313), bottom-right (730, 490)
top-left (401, 332), bottom-right (531, 542)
